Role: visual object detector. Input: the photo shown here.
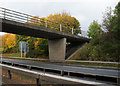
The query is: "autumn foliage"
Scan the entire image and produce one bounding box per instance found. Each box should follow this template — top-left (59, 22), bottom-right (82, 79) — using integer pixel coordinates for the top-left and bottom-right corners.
top-left (28, 12), bottom-right (81, 34)
top-left (2, 34), bottom-right (16, 53)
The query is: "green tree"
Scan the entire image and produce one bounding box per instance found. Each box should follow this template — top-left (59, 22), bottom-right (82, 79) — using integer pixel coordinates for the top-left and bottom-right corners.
top-left (26, 37), bottom-right (37, 58)
top-left (70, 2), bottom-right (120, 62)
top-left (109, 2), bottom-right (120, 61)
top-left (87, 20), bottom-right (102, 38)
top-left (102, 2), bottom-right (120, 61)
top-left (110, 2), bottom-right (120, 38)
top-left (36, 39), bottom-right (48, 55)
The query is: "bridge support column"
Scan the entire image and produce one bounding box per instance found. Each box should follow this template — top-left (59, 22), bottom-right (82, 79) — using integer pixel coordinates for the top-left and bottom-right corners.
top-left (48, 38), bottom-right (66, 62)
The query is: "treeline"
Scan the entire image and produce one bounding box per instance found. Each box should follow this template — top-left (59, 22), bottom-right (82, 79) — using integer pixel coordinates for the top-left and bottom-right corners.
top-left (2, 12), bottom-right (81, 58)
top-left (72, 2), bottom-right (120, 62)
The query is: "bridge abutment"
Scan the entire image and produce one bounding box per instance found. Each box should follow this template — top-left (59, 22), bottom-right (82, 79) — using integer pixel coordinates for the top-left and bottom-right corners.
top-left (48, 38), bottom-right (66, 62)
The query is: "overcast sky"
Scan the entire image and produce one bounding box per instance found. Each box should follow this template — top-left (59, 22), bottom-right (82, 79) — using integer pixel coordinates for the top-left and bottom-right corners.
top-left (0, 0), bottom-right (119, 35)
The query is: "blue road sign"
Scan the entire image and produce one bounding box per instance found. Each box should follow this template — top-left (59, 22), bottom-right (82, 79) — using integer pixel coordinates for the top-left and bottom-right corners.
top-left (19, 41), bottom-right (29, 52)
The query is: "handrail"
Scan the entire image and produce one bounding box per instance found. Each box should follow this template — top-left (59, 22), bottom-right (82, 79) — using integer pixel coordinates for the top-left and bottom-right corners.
top-left (0, 7), bottom-right (89, 37)
top-left (0, 7), bottom-right (34, 17)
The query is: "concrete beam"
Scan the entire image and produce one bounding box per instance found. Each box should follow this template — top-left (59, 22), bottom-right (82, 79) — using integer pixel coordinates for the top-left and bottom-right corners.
top-left (1, 19), bottom-right (90, 42)
top-left (48, 38), bottom-right (66, 62)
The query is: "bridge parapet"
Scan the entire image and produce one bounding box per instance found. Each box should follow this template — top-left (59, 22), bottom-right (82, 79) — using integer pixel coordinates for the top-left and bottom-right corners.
top-left (0, 7), bottom-right (88, 38)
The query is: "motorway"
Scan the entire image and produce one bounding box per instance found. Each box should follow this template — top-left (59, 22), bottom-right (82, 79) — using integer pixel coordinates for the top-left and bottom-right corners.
top-left (1, 58), bottom-right (119, 78)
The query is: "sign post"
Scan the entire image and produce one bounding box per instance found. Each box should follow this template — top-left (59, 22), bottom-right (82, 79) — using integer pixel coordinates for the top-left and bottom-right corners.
top-left (19, 41), bottom-right (29, 58)
top-left (21, 42), bottom-right (22, 58)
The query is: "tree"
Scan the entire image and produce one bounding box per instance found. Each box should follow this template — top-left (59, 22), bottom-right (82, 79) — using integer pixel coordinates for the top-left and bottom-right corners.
top-left (87, 20), bottom-right (102, 38)
top-left (36, 38), bottom-right (48, 55)
top-left (29, 16), bottom-right (40, 26)
top-left (2, 34), bottom-right (16, 53)
top-left (109, 2), bottom-right (120, 61)
top-left (28, 11), bottom-right (81, 35)
top-left (102, 2), bottom-right (120, 61)
top-left (102, 2), bottom-right (120, 37)
top-left (102, 7), bottom-right (112, 32)
top-left (72, 17), bottom-right (81, 35)
top-left (110, 2), bottom-right (120, 38)
top-left (46, 12), bottom-right (81, 35)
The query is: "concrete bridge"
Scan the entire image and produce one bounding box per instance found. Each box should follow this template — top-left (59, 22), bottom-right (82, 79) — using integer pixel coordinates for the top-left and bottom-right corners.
top-left (0, 7), bottom-right (90, 62)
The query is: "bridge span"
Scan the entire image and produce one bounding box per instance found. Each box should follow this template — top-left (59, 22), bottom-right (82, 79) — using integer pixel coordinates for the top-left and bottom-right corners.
top-left (0, 7), bottom-right (90, 62)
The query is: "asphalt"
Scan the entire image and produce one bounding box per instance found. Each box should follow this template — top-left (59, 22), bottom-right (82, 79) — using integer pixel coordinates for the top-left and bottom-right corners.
top-left (1, 58), bottom-right (119, 78)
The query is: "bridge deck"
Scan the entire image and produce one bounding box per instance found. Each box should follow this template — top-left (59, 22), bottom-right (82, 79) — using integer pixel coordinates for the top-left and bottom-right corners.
top-left (1, 19), bottom-right (89, 42)
top-left (0, 7), bottom-right (89, 43)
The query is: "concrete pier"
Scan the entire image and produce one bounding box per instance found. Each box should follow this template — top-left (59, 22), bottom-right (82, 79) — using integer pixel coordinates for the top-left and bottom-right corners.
top-left (48, 38), bottom-right (66, 62)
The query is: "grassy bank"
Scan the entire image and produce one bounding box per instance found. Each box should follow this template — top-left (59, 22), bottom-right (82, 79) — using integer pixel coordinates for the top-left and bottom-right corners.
top-left (2, 53), bottom-right (49, 59)
top-left (2, 53), bottom-right (21, 57)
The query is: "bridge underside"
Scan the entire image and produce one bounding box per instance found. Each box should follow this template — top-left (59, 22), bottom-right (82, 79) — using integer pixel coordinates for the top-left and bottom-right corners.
top-left (0, 19), bottom-right (89, 62)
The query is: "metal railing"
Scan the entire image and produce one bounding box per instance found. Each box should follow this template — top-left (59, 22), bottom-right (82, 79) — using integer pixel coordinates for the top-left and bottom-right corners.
top-left (0, 7), bottom-right (88, 37)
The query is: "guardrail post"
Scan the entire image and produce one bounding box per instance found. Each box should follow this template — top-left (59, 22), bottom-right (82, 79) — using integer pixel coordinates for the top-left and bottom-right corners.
top-left (45, 20), bottom-right (47, 28)
top-left (8, 70), bottom-right (12, 79)
top-left (21, 42), bottom-right (22, 58)
top-left (61, 70), bottom-right (64, 76)
top-left (68, 72), bottom-right (70, 76)
top-left (36, 78), bottom-right (41, 86)
top-left (43, 68), bottom-right (45, 74)
top-left (29, 66), bottom-right (31, 70)
top-left (27, 66), bottom-right (31, 70)
top-left (0, 58), bottom-right (2, 64)
top-left (72, 27), bottom-right (74, 34)
top-left (60, 24), bottom-right (62, 32)
top-left (11, 63), bottom-right (14, 66)
top-left (117, 77), bottom-right (120, 86)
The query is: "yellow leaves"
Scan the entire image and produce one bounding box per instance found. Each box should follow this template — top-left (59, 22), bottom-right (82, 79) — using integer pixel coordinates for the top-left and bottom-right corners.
top-left (31, 16), bottom-right (39, 23)
top-left (35, 41), bottom-right (39, 47)
top-left (2, 33), bottom-right (16, 50)
top-left (28, 16), bottom-right (41, 26)
top-left (34, 38), bottom-right (40, 47)
top-left (46, 12), bottom-right (76, 33)
top-left (48, 14), bottom-right (53, 18)
top-left (27, 11), bottom-right (80, 35)
top-left (55, 28), bottom-right (59, 30)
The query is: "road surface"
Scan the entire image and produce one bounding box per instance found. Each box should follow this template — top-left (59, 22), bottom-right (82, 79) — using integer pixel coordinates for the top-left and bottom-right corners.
top-left (1, 58), bottom-right (119, 78)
